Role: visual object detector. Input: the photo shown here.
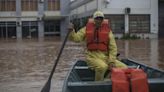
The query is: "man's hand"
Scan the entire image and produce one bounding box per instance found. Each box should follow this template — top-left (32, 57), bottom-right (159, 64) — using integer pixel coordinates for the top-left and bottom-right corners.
top-left (68, 23), bottom-right (74, 31)
top-left (108, 62), bottom-right (116, 71)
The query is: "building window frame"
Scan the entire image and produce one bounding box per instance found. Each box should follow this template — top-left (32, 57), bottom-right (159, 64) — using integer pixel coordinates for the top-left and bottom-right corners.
top-left (21, 0), bottom-right (38, 11)
top-left (0, 0), bottom-right (16, 11)
top-left (22, 21), bottom-right (38, 38)
top-left (0, 22), bottom-right (16, 39)
top-left (44, 20), bottom-right (60, 36)
top-left (129, 14), bottom-right (150, 33)
top-left (45, 0), bottom-right (60, 11)
top-left (105, 15), bottom-right (125, 33)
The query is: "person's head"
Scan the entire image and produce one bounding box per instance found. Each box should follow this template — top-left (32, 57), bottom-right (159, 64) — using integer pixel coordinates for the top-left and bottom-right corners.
top-left (93, 11), bottom-right (104, 28)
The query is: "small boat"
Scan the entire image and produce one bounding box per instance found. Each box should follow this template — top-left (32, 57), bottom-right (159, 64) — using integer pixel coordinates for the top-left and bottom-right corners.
top-left (62, 59), bottom-right (164, 92)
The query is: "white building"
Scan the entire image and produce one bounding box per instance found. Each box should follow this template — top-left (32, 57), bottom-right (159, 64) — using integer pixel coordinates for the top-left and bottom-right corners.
top-left (0, 0), bottom-right (70, 40)
top-left (0, 0), bottom-right (163, 39)
top-left (70, 0), bottom-right (164, 39)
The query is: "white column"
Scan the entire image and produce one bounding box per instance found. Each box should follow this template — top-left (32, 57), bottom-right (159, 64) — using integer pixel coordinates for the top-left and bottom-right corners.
top-left (150, 0), bottom-right (158, 34)
top-left (38, 1), bottom-right (44, 40)
top-left (125, 14), bottom-right (129, 34)
top-left (16, 0), bottom-right (22, 39)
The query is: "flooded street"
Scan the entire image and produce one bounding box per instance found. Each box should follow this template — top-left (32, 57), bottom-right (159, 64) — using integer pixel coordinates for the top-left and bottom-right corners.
top-left (0, 38), bottom-right (164, 92)
top-left (116, 39), bottom-right (164, 70)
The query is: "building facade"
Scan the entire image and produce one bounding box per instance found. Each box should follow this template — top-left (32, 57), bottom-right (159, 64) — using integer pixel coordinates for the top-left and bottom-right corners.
top-left (70, 0), bottom-right (164, 39)
top-left (0, 0), bottom-right (163, 39)
top-left (0, 0), bottom-right (70, 40)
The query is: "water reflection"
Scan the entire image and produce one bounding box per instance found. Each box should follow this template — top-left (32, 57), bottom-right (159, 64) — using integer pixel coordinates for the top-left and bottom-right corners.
top-left (117, 39), bottom-right (164, 70)
top-left (158, 39), bottom-right (164, 69)
top-left (0, 38), bottom-right (163, 92)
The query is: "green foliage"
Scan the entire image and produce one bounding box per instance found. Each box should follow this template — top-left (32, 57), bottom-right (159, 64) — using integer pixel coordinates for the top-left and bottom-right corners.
top-left (115, 37), bottom-right (119, 39)
top-left (121, 33), bottom-right (140, 40)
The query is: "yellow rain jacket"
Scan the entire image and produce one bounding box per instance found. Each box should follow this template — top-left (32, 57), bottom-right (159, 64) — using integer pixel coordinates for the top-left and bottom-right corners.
top-left (69, 22), bottom-right (127, 81)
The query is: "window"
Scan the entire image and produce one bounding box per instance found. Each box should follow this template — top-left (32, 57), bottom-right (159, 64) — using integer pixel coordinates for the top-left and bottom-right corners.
top-left (129, 15), bottom-right (150, 33)
top-left (44, 21), bottom-right (60, 36)
top-left (46, 0), bottom-right (60, 11)
top-left (0, 22), bottom-right (16, 38)
top-left (0, 0), bottom-right (16, 11)
top-left (22, 21), bottom-right (38, 38)
top-left (21, 0), bottom-right (38, 11)
top-left (106, 15), bottom-right (124, 33)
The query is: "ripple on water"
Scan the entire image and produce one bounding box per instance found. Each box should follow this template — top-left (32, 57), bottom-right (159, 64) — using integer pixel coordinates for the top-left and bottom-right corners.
top-left (0, 38), bottom-right (164, 92)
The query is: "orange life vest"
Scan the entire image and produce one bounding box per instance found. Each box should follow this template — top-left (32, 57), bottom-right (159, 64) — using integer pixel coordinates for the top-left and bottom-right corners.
top-left (86, 18), bottom-right (110, 51)
top-left (111, 68), bottom-right (149, 92)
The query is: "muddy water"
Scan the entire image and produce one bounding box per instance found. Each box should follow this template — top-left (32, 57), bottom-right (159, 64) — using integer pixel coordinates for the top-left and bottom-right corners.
top-left (0, 38), bottom-right (164, 92)
top-left (116, 39), bottom-right (164, 70)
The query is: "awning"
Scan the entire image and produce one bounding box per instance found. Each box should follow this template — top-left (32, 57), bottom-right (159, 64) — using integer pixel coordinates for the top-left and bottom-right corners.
top-left (43, 16), bottom-right (66, 20)
top-left (43, 11), bottom-right (68, 20)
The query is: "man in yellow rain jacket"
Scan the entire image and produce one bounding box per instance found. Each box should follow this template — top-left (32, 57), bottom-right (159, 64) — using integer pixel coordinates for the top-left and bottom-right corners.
top-left (68, 11), bottom-right (127, 81)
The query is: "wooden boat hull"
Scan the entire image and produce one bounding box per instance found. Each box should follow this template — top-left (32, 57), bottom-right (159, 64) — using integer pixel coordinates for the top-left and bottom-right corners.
top-left (62, 59), bottom-right (164, 92)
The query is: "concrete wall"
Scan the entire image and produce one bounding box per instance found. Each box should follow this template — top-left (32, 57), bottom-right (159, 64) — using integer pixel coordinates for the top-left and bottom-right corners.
top-left (38, 1), bottom-right (44, 40)
top-left (70, 0), bottom-right (97, 16)
top-left (16, 0), bottom-right (22, 39)
top-left (101, 0), bottom-right (151, 11)
top-left (0, 12), bottom-right (16, 17)
top-left (0, 0), bottom-right (159, 39)
top-left (101, 0), bottom-right (158, 38)
top-left (0, 0), bottom-right (67, 39)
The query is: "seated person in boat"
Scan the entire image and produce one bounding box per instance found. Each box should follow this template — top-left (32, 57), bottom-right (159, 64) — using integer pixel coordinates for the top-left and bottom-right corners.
top-left (68, 11), bottom-right (127, 81)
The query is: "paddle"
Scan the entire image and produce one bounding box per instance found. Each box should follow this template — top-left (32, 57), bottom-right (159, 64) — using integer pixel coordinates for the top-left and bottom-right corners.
top-left (41, 30), bottom-right (71, 92)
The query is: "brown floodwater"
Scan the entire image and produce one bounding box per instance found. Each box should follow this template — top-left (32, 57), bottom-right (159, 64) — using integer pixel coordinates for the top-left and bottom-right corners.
top-left (0, 37), bottom-right (164, 92)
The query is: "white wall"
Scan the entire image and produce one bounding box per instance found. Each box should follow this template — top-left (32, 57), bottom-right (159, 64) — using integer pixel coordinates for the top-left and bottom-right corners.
top-left (21, 12), bottom-right (38, 17)
top-left (150, 0), bottom-right (158, 34)
top-left (100, 0), bottom-right (158, 36)
top-left (0, 12), bottom-right (16, 18)
top-left (71, 0), bottom-right (97, 15)
top-left (102, 0), bottom-right (151, 9)
top-left (0, 18), bottom-right (17, 21)
top-left (86, 0), bottom-right (97, 11)
top-left (101, 0), bottom-right (151, 14)
top-left (0, 12), bottom-right (17, 21)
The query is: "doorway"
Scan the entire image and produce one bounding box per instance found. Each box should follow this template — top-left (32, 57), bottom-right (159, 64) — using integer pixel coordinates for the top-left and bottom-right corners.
top-left (159, 0), bottom-right (164, 38)
top-left (0, 22), bottom-right (16, 39)
top-left (44, 20), bottom-right (60, 37)
top-left (22, 21), bottom-right (38, 39)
